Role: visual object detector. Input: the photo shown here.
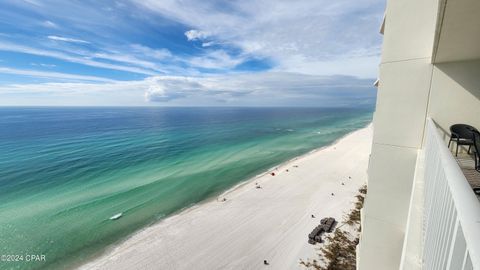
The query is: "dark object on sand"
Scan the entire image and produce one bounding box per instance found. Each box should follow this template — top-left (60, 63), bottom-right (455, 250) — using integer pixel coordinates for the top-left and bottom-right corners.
top-left (271, 172), bottom-right (275, 176)
top-left (311, 214), bottom-right (315, 218)
top-left (319, 217), bottom-right (336, 233)
top-left (341, 182), bottom-right (345, 185)
top-left (264, 260), bottom-right (269, 265)
top-left (308, 217), bottom-right (336, 244)
top-left (331, 193), bottom-right (335, 196)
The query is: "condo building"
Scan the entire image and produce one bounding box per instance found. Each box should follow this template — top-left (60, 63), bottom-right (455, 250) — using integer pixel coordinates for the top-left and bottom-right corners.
top-left (357, 0), bottom-right (480, 269)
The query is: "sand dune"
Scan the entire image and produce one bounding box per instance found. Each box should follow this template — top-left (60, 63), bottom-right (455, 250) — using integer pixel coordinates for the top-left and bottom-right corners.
top-left (79, 125), bottom-right (372, 270)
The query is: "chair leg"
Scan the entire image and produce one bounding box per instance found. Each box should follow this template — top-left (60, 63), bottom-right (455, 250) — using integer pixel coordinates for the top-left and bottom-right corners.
top-left (476, 155), bottom-right (479, 171)
top-left (468, 145), bottom-right (471, 154)
top-left (448, 138), bottom-right (452, 148)
top-left (456, 144), bottom-right (459, 156)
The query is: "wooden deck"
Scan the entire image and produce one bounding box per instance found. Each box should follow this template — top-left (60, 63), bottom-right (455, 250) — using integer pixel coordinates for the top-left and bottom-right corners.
top-left (453, 152), bottom-right (480, 200)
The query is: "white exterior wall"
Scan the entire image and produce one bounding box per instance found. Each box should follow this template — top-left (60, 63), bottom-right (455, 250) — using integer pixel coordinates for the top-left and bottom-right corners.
top-left (428, 60), bottom-right (480, 139)
top-left (357, 0), bottom-right (439, 268)
top-left (358, 0), bottom-right (480, 268)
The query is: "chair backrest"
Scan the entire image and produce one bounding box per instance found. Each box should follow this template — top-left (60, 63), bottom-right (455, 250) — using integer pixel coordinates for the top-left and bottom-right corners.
top-left (450, 124), bottom-right (478, 139)
top-left (473, 130), bottom-right (480, 155)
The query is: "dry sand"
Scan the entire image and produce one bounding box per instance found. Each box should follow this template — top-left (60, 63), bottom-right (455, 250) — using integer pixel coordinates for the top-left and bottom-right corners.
top-left (79, 125), bottom-right (372, 270)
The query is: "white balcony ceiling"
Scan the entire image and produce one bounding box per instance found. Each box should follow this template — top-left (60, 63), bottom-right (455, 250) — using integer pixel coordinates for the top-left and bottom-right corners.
top-left (433, 0), bottom-right (480, 63)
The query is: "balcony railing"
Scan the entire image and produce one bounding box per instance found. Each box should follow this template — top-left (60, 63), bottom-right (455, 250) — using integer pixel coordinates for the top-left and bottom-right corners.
top-left (423, 119), bottom-right (480, 269)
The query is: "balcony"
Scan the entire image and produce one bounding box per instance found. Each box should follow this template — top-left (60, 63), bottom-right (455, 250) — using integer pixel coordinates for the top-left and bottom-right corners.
top-left (400, 118), bottom-right (480, 270)
top-left (454, 156), bottom-right (480, 201)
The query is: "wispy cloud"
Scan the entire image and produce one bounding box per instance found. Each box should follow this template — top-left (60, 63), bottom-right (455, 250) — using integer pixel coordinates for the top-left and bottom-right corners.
top-left (137, 0), bottom-right (384, 78)
top-left (188, 50), bottom-right (245, 70)
top-left (0, 67), bottom-right (115, 82)
top-left (47, 35), bottom-right (90, 44)
top-left (30, 63), bottom-right (56, 68)
top-left (184, 29), bottom-right (209, 41)
top-left (0, 41), bottom-right (158, 75)
top-left (42, 20), bottom-right (58, 28)
top-left (91, 52), bottom-right (165, 72)
top-left (130, 44), bottom-right (172, 60)
top-left (21, 0), bottom-right (42, 6)
top-left (201, 41), bottom-right (215, 47)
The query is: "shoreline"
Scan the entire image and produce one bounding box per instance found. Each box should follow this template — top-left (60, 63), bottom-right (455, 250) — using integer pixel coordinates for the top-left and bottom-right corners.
top-left (215, 125), bottom-right (368, 201)
top-left (79, 123), bottom-right (373, 270)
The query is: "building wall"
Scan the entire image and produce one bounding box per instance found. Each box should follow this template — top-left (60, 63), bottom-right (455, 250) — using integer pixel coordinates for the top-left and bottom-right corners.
top-left (357, 0), bottom-right (439, 268)
top-left (395, 60), bottom-right (480, 270)
top-left (428, 60), bottom-right (480, 142)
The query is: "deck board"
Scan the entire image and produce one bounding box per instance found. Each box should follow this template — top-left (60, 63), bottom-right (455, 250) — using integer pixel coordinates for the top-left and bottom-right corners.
top-left (453, 152), bottom-right (480, 200)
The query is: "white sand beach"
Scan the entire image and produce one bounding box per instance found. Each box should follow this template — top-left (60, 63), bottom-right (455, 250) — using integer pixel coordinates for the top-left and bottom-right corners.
top-left (79, 125), bottom-right (372, 270)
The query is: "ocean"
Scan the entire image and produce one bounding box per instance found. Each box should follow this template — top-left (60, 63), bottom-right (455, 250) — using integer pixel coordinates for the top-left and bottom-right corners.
top-left (0, 107), bottom-right (373, 269)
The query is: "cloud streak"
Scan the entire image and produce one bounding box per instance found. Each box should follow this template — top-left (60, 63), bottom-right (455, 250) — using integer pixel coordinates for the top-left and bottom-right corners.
top-left (0, 41), bottom-right (158, 75)
top-left (42, 20), bottom-right (58, 28)
top-left (0, 67), bottom-right (115, 82)
top-left (47, 35), bottom-right (90, 44)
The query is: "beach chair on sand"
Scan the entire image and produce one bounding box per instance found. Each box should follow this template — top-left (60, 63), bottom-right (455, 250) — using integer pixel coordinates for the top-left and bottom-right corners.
top-left (307, 217), bottom-right (338, 244)
top-left (322, 217), bottom-right (336, 233)
top-left (317, 217), bottom-right (336, 233)
top-left (308, 225), bottom-right (325, 244)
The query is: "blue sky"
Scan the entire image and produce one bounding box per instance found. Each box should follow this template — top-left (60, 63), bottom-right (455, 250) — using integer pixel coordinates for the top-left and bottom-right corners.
top-left (0, 0), bottom-right (384, 106)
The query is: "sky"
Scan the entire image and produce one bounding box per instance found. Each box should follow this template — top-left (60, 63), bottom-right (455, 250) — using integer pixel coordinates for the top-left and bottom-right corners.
top-left (0, 0), bottom-right (384, 106)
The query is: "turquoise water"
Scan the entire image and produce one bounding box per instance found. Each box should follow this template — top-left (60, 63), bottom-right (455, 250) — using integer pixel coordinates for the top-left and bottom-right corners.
top-left (0, 107), bottom-right (373, 269)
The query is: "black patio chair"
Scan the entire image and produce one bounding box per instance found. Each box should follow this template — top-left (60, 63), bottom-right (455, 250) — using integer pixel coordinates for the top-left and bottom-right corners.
top-left (448, 124), bottom-right (478, 156)
top-left (472, 130), bottom-right (480, 172)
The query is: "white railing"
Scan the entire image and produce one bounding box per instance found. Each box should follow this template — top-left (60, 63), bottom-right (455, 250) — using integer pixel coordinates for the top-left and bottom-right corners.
top-left (423, 119), bottom-right (480, 270)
